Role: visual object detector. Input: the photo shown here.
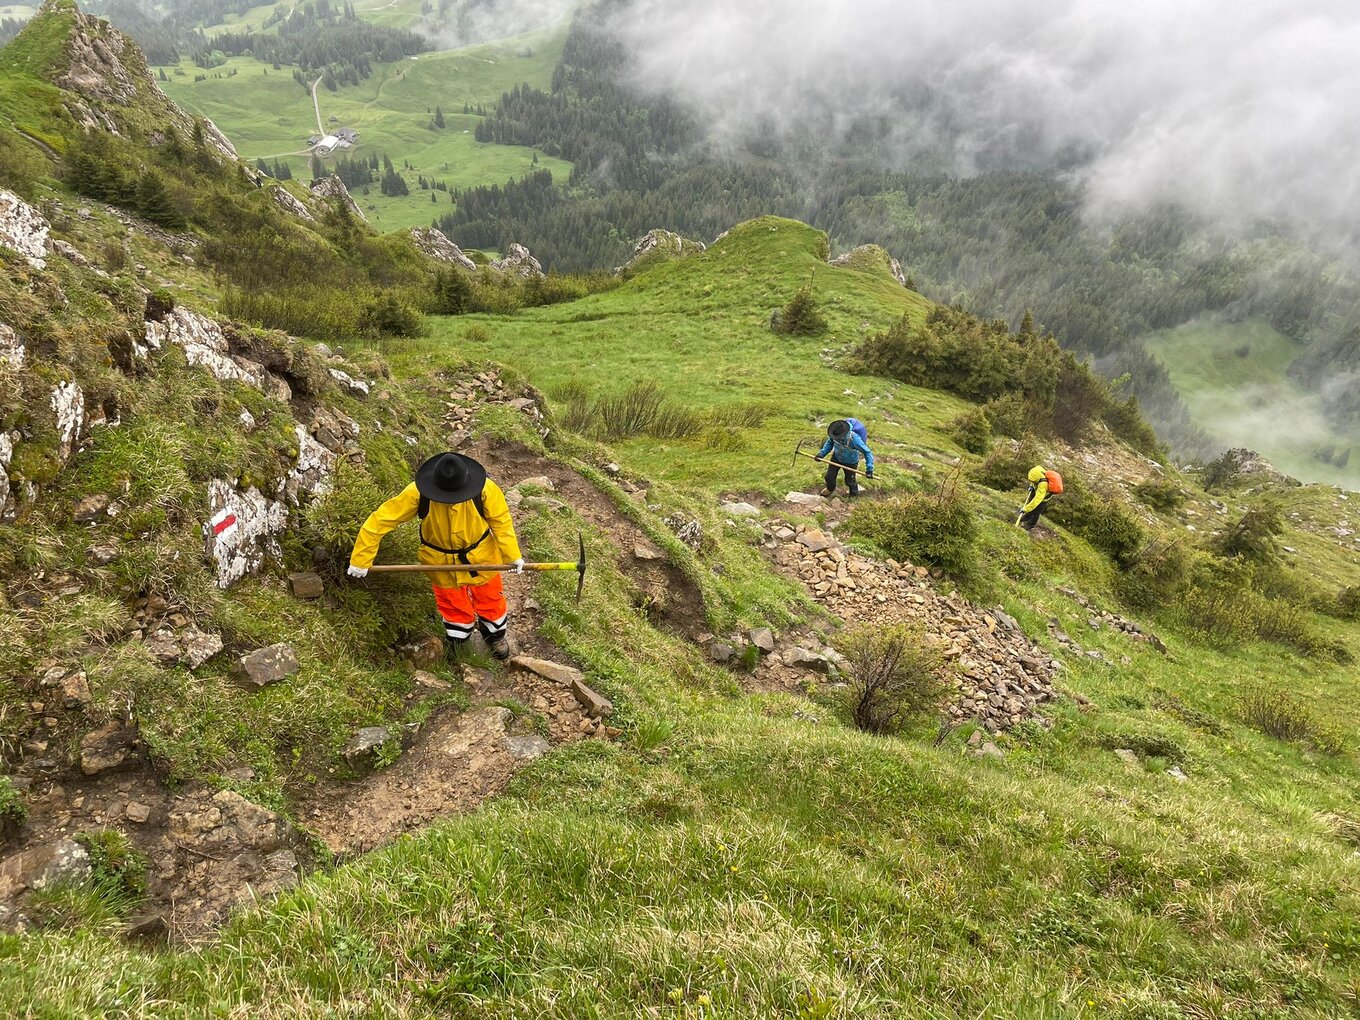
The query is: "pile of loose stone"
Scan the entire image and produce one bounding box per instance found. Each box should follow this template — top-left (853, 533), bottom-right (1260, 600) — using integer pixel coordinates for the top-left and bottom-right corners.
top-left (763, 521), bottom-right (1063, 733)
top-left (441, 370), bottom-right (546, 444)
top-left (1052, 586), bottom-right (1168, 656)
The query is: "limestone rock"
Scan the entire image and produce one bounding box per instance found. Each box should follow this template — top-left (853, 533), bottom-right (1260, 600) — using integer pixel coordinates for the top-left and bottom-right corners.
top-left (72, 493), bottom-right (110, 523)
top-left (233, 643), bottom-right (300, 689)
top-left (719, 501), bottom-right (761, 518)
top-left (511, 655), bottom-right (584, 686)
top-left (490, 242), bottom-right (544, 279)
top-left (502, 733), bottom-right (552, 760)
top-left (785, 492), bottom-right (825, 508)
top-left (1113, 748), bottom-right (1141, 772)
top-left (308, 175), bottom-right (366, 221)
top-left (409, 227), bottom-right (476, 270)
top-left (0, 189), bottom-right (49, 270)
top-left (667, 513), bottom-right (704, 549)
top-left (796, 529), bottom-right (834, 553)
top-left (327, 368), bottom-right (370, 396)
top-left (60, 671), bottom-right (92, 710)
top-left (748, 627), bottom-right (775, 653)
top-left (343, 726), bottom-right (393, 766)
top-left (145, 627), bottom-right (223, 669)
top-left (633, 542), bottom-right (665, 561)
top-left (288, 572), bottom-right (325, 599)
top-left (144, 308), bottom-right (291, 399)
top-left (270, 185), bottom-right (315, 223)
top-left (125, 801), bottom-right (151, 824)
top-left (80, 721), bottom-right (140, 775)
top-left (282, 426), bottom-right (336, 503)
top-left (22, 838), bottom-right (92, 892)
top-left (399, 634), bottom-right (445, 669)
top-left (0, 323), bottom-right (24, 369)
top-left (614, 228), bottom-right (706, 274)
top-left (514, 475), bottom-right (555, 492)
top-left (570, 677), bottom-right (613, 718)
top-left (709, 641), bottom-right (736, 664)
top-left (829, 244), bottom-right (908, 287)
top-left (204, 478), bottom-right (289, 588)
top-left (50, 380), bottom-right (85, 462)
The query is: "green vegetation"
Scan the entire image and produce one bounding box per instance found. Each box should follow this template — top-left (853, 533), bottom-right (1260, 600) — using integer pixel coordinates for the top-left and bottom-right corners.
top-left (835, 623), bottom-right (948, 735)
top-left (850, 481), bottom-right (980, 580)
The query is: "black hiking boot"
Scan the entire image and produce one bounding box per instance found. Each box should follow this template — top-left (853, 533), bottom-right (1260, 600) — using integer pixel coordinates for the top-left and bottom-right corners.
top-left (487, 634), bottom-right (512, 660)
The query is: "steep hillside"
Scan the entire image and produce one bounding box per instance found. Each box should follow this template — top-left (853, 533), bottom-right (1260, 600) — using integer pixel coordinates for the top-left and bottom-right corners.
top-left (1, 7), bottom-right (1360, 1018)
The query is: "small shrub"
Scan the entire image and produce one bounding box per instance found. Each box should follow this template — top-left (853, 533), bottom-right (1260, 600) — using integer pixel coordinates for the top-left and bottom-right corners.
top-left (836, 624), bottom-right (949, 735)
top-left (981, 393), bottom-right (1040, 440)
top-left (597, 381), bottom-right (664, 439)
top-left (950, 408), bottom-right (992, 454)
top-left (359, 294), bottom-right (425, 339)
top-left (463, 323), bottom-right (491, 344)
top-left (1113, 539), bottom-right (1191, 610)
top-left (771, 285), bottom-right (827, 336)
top-left (1200, 448), bottom-right (1246, 491)
top-left (75, 829), bottom-right (149, 900)
top-left (1094, 728), bottom-right (1186, 763)
top-left (1047, 480), bottom-right (1146, 566)
top-left (972, 438), bottom-right (1043, 492)
top-left (1132, 477), bottom-right (1186, 512)
top-left (1210, 505), bottom-right (1284, 564)
top-left (1238, 688), bottom-right (1346, 754)
top-left (1337, 586), bottom-right (1360, 620)
top-left (647, 403), bottom-right (703, 440)
top-left (851, 476), bottom-right (978, 578)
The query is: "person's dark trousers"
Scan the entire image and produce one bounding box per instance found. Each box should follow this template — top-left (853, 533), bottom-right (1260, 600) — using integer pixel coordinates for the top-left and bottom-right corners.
top-left (825, 462), bottom-right (859, 496)
top-left (1018, 497), bottom-right (1050, 530)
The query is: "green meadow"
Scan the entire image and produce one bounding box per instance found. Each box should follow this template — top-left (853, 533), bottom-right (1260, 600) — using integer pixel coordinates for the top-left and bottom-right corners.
top-left (1146, 317), bottom-right (1360, 489)
top-left (158, 30), bottom-right (572, 233)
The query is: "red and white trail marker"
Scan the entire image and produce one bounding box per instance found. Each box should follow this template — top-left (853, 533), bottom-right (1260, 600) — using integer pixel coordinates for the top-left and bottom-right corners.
top-left (209, 509), bottom-right (238, 537)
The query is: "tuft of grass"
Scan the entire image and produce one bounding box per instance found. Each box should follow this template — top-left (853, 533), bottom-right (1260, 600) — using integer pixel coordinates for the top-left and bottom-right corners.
top-left (1238, 687), bottom-right (1346, 754)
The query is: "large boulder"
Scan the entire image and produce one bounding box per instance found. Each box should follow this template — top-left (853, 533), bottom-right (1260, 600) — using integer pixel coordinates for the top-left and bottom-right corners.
top-left (269, 185), bottom-right (314, 223)
top-left (490, 243), bottom-right (544, 279)
top-left (143, 307), bottom-right (291, 400)
top-left (409, 227), bottom-right (476, 271)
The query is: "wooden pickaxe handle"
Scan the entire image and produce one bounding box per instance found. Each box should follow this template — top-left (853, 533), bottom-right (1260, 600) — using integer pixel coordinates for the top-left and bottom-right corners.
top-left (794, 448), bottom-right (874, 479)
top-left (366, 562), bottom-right (577, 574)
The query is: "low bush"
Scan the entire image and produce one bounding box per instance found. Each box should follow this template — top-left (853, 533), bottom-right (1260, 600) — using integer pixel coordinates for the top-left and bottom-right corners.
top-left (835, 624), bottom-right (949, 735)
top-left (771, 285), bottom-right (827, 336)
top-left (850, 477), bottom-right (978, 579)
top-left (983, 393), bottom-right (1042, 440)
top-left (1238, 687), bottom-right (1346, 754)
top-left (1200, 448), bottom-right (1246, 491)
top-left (972, 438), bottom-right (1044, 493)
top-left (1132, 478), bottom-right (1186, 513)
top-left (1337, 586), bottom-right (1360, 620)
top-left (1046, 479), bottom-right (1146, 566)
top-left (0, 776), bottom-right (25, 841)
top-left (1210, 505), bottom-right (1284, 564)
top-left (1178, 579), bottom-right (1342, 660)
top-left (950, 408), bottom-right (992, 454)
top-left (1113, 539), bottom-right (1192, 610)
top-left (597, 381), bottom-right (665, 440)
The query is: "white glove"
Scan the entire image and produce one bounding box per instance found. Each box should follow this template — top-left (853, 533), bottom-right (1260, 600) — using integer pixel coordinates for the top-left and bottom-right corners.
top-left (347, 564), bottom-right (369, 578)
top-left (512, 558), bottom-right (525, 574)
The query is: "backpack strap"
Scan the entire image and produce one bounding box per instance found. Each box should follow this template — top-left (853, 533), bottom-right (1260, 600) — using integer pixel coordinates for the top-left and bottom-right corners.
top-left (417, 489), bottom-right (492, 575)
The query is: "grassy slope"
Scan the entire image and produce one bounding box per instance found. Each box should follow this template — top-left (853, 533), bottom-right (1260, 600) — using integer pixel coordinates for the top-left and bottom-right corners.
top-left (6, 219), bottom-right (1360, 1017)
top-left (158, 32), bottom-right (572, 233)
top-left (1146, 317), bottom-right (1360, 490)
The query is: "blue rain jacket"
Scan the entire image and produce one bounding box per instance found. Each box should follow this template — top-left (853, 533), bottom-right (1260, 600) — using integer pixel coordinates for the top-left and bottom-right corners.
top-left (817, 431), bottom-right (874, 471)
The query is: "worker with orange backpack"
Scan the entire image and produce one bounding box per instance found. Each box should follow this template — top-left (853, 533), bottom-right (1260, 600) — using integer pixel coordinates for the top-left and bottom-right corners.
top-left (1017, 465), bottom-right (1062, 530)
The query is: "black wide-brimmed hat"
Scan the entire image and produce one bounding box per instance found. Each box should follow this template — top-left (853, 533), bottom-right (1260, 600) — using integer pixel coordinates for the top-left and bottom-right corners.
top-left (415, 452), bottom-right (487, 504)
top-left (828, 419), bottom-right (850, 440)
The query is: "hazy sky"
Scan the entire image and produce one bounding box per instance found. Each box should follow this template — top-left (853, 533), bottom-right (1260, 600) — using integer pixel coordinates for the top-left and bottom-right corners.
top-left (609, 0), bottom-right (1360, 247)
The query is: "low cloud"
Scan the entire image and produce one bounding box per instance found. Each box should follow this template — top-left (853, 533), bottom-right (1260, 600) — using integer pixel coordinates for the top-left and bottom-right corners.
top-left (608, 0), bottom-right (1360, 250)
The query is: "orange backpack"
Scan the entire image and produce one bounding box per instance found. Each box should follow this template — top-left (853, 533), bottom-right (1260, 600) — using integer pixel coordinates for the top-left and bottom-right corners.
top-left (1043, 470), bottom-right (1064, 495)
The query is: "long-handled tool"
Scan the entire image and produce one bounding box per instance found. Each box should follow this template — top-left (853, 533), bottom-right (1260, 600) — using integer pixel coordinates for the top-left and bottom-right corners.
top-left (366, 533), bottom-right (587, 601)
top-left (792, 438), bottom-right (873, 480)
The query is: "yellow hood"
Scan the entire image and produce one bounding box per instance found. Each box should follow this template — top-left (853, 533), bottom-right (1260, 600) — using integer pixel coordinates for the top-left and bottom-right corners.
top-left (1028, 466), bottom-right (1046, 483)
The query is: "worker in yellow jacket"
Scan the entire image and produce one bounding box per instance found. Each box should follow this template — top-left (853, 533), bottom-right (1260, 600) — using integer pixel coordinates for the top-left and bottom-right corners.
top-left (348, 452), bottom-right (523, 659)
top-left (1016, 465), bottom-right (1059, 530)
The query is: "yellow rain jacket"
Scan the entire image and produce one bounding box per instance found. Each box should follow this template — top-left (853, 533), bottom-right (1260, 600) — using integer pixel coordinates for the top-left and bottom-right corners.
top-left (350, 480), bottom-right (522, 588)
top-left (1020, 465), bottom-right (1049, 513)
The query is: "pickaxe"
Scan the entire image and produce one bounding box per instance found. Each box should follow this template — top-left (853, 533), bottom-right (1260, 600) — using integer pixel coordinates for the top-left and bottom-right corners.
top-left (365, 533), bottom-right (587, 602)
top-left (792, 438), bottom-right (874, 480)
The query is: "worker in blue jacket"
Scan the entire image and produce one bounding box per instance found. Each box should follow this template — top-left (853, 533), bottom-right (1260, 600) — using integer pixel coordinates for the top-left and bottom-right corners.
top-left (817, 418), bottom-right (874, 496)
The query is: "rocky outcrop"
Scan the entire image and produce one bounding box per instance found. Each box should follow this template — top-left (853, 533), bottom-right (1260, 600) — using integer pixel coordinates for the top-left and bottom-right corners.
top-left (490, 242), bottom-right (544, 279)
top-left (614, 228), bottom-right (706, 274)
top-left (282, 425), bottom-right (336, 502)
top-left (1223, 448), bottom-right (1298, 486)
top-left (830, 244), bottom-right (908, 287)
top-left (144, 307), bottom-right (291, 401)
top-left (409, 227), bottom-right (476, 271)
top-left (308, 175), bottom-right (366, 222)
top-left (269, 185), bottom-right (314, 223)
top-left (0, 190), bottom-right (49, 270)
top-left (50, 380), bottom-right (85, 461)
top-left (0, 324), bottom-right (23, 369)
top-left (204, 478), bottom-right (289, 588)
top-left (0, 432), bottom-right (13, 519)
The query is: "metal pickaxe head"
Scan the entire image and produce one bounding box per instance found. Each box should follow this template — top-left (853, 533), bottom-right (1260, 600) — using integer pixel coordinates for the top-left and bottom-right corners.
top-left (793, 437), bottom-right (806, 468)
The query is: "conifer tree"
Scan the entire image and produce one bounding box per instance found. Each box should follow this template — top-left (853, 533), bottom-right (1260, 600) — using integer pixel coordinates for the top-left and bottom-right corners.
top-left (433, 105), bottom-right (445, 128)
